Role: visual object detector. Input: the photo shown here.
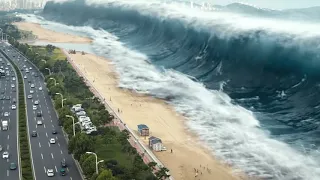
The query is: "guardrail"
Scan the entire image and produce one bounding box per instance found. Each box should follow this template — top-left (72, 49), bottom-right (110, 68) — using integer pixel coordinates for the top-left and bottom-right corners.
top-left (6, 43), bottom-right (86, 180)
top-left (63, 50), bottom-right (173, 179)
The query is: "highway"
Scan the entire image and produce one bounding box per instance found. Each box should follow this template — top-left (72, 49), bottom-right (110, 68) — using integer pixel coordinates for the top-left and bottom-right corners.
top-left (0, 51), bottom-right (20, 180)
top-left (1, 41), bottom-right (82, 180)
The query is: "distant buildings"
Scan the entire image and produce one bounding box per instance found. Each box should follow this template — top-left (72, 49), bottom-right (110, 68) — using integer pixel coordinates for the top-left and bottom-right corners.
top-left (0, 0), bottom-right (48, 11)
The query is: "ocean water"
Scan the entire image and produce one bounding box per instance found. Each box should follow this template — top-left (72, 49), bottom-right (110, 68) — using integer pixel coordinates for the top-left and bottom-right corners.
top-left (17, 1), bottom-right (320, 179)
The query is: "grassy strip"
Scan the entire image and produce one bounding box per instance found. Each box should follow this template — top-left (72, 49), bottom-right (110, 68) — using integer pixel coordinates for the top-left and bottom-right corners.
top-left (0, 50), bottom-right (34, 180)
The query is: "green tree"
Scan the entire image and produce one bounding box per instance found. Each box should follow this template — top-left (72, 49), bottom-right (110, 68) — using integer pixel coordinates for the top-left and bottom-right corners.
top-left (82, 155), bottom-right (96, 177)
top-left (68, 133), bottom-right (95, 159)
top-left (155, 167), bottom-right (170, 180)
top-left (148, 162), bottom-right (157, 170)
top-left (96, 169), bottom-right (117, 180)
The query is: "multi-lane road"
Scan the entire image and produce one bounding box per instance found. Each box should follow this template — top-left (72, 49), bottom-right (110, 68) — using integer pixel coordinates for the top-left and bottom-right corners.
top-left (0, 51), bottom-right (21, 180)
top-left (1, 41), bottom-right (82, 180)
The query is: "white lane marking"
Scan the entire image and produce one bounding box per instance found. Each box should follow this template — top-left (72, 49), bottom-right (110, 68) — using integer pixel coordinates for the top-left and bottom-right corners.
top-left (7, 144), bottom-right (9, 150)
top-left (51, 119), bottom-right (52, 122)
top-left (7, 135), bottom-right (9, 140)
top-left (56, 136), bottom-right (58, 140)
top-left (7, 170), bottom-right (9, 176)
top-left (55, 166), bottom-right (58, 173)
top-left (46, 132), bottom-right (48, 137)
top-left (70, 177), bottom-right (72, 180)
top-left (39, 142), bottom-right (41, 148)
top-left (58, 143), bottom-right (60, 147)
top-left (48, 142), bottom-right (50, 147)
top-left (41, 153), bottom-right (43, 159)
top-left (44, 124), bottom-right (46, 128)
top-left (7, 158), bottom-right (9, 162)
top-left (41, 117), bottom-right (44, 120)
top-left (60, 150), bottom-right (63, 154)
top-left (44, 166), bottom-right (46, 173)
top-left (52, 125), bottom-right (54, 128)
top-left (51, 153), bottom-right (54, 159)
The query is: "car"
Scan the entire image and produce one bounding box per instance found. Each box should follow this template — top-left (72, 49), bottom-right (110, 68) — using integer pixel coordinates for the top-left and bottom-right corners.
top-left (20, 68), bottom-right (24, 71)
top-left (47, 169), bottom-right (54, 177)
top-left (12, 77), bottom-right (15, 81)
top-left (26, 70), bottom-right (29, 73)
top-left (0, 145), bottom-right (2, 151)
top-left (30, 84), bottom-right (35, 88)
top-left (37, 120), bottom-right (42, 125)
top-left (5, 96), bottom-right (10, 100)
top-left (6, 63), bottom-right (9, 66)
top-left (1, 90), bottom-right (4, 94)
top-left (5, 67), bottom-right (8, 70)
top-left (60, 168), bottom-right (66, 176)
top-left (11, 105), bottom-right (16, 110)
top-left (10, 163), bottom-right (17, 170)
top-left (29, 67), bottom-right (32, 70)
top-left (23, 75), bottom-right (27, 79)
top-left (12, 98), bottom-right (16, 103)
top-left (27, 95), bottom-right (32, 99)
top-left (52, 129), bottom-right (57, 134)
top-left (61, 160), bottom-right (67, 167)
top-left (2, 151), bottom-right (9, 159)
top-left (4, 112), bottom-right (9, 116)
top-left (28, 80), bottom-right (31, 83)
top-left (34, 100), bottom-right (39, 105)
top-left (0, 95), bottom-right (4, 100)
top-left (12, 88), bottom-right (16, 92)
top-left (33, 105), bottom-right (37, 110)
top-left (36, 112), bottom-right (42, 117)
top-left (11, 84), bottom-right (15, 88)
top-left (39, 87), bottom-right (42, 91)
top-left (30, 90), bottom-right (34, 94)
top-left (31, 131), bottom-right (37, 137)
top-left (50, 138), bottom-right (56, 144)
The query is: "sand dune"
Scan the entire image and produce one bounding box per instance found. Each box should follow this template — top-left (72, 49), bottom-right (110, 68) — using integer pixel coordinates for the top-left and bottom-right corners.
top-left (14, 21), bottom-right (244, 180)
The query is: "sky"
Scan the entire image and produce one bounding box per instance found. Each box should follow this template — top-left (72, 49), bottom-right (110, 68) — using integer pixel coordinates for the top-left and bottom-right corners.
top-left (200, 0), bottom-right (320, 9)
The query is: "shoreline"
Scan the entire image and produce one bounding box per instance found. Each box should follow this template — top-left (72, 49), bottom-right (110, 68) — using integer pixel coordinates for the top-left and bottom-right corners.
top-left (14, 21), bottom-right (245, 180)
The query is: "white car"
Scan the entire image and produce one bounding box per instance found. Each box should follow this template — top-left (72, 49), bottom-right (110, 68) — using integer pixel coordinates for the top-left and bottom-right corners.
top-left (30, 84), bottom-right (35, 88)
top-left (29, 67), bottom-right (32, 70)
top-left (39, 87), bottom-right (42, 91)
top-left (5, 67), bottom-right (8, 70)
top-left (37, 120), bottom-right (42, 125)
top-left (12, 77), bottom-right (15, 81)
top-left (33, 105), bottom-right (37, 110)
top-left (11, 84), bottom-right (15, 88)
top-left (4, 112), bottom-right (9, 117)
top-left (49, 138), bottom-right (56, 144)
top-left (34, 100), bottom-right (39, 105)
top-left (24, 76), bottom-right (27, 79)
top-left (2, 151), bottom-right (9, 159)
top-left (47, 169), bottom-right (54, 177)
top-left (11, 105), bottom-right (16, 110)
top-left (27, 95), bottom-right (32, 99)
top-left (30, 90), bottom-right (34, 94)
top-left (23, 65), bottom-right (26, 68)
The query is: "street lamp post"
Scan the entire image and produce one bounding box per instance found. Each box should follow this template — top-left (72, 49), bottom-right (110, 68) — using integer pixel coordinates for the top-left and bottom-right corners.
top-left (86, 152), bottom-right (103, 174)
top-left (45, 68), bottom-right (51, 75)
top-left (55, 93), bottom-right (64, 107)
top-left (49, 77), bottom-right (57, 86)
top-left (66, 115), bottom-right (76, 136)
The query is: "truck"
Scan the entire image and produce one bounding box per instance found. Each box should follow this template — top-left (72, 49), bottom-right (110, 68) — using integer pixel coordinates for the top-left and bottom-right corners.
top-left (2, 120), bottom-right (8, 130)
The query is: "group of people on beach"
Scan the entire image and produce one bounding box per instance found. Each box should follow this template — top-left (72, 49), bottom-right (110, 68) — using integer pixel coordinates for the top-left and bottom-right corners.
top-left (194, 164), bottom-right (211, 179)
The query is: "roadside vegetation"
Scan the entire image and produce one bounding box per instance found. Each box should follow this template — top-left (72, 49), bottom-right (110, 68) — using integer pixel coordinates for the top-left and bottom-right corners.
top-left (0, 50), bottom-right (34, 180)
top-left (5, 38), bottom-right (168, 179)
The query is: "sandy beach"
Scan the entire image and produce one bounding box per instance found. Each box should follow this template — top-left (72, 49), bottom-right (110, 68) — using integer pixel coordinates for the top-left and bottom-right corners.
top-left (13, 22), bottom-right (92, 43)
top-left (15, 22), bottom-right (244, 180)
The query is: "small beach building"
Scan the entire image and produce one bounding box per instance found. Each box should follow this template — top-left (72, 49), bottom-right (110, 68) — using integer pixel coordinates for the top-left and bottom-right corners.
top-left (148, 136), bottom-right (163, 152)
top-left (137, 124), bottom-right (149, 136)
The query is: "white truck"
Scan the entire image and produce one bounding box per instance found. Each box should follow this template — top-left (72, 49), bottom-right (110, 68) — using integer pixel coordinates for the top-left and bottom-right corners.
top-left (2, 120), bottom-right (8, 131)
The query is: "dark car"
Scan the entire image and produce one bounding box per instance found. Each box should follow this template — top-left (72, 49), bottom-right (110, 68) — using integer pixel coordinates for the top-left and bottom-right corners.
top-left (52, 129), bottom-right (57, 134)
top-left (20, 68), bottom-right (24, 71)
top-left (5, 96), bottom-right (10, 100)
top-left (10, 163), bottom-right (17, 170)
top-left (12, 88), bottom-right (16, 92)
top-left (28, 80), bottom-right (31, 83)
top-left (1, 90), bottom-right (4, 94)
top-left (13, 98), bottom-right (16, 103)
top-left (60, 168), bottom-right (66, 176)
top-left (0, 95), bottom-right (4, 100)
top-left (31, 131), bottom-right (37, 137)
top-left (61, 160), bottom-right (67, 168)
top-left (36, 112), bottom-right (42, 117)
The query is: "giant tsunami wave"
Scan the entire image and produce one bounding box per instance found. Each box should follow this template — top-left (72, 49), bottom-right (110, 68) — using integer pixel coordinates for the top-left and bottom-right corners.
top-left (38, 0), bottom-right (320, 179)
